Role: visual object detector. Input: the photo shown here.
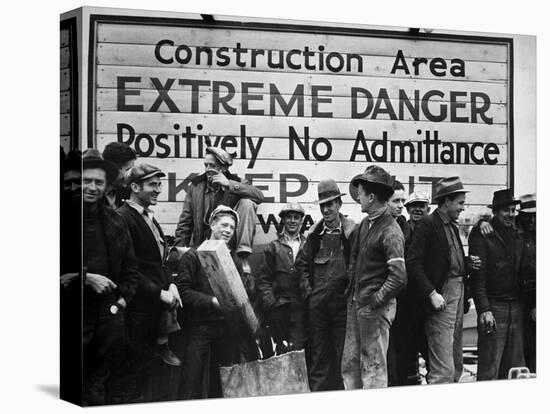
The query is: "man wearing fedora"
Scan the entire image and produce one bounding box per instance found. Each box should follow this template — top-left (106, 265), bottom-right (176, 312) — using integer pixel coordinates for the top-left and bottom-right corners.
top-left (342, 165), bottom-right (406, 389)
top-left (116, 164), bottom-right (182, 402)
top-left (81, 148), bottom-right (140, 405)
top-left (516, 194), bottom-right (536, 372)
top-left (407, 176), bottom-right (480, 384)
top-left (468, 189), bottom-right (528, 380)
top-left (296, 179), bottom-right (356, 391)
top-left (175, 205), bottom-right (259, 399)
top-left (257, 202), bottom-right (307, 355)
top-left (173, 147), bottom-right (264, 274)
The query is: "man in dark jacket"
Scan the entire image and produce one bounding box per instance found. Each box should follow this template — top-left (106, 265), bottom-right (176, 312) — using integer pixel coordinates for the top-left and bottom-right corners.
top-left (175, 205), bottom-right (259, 399)
top-left (406, 176), bottom-right (480, 384)
top-left (81, 149), bottom-right (140, 405)
top-left (296, 179), bottom-right (356, 391)
top-left (517, 194), bottom-right (536, 372)
top-left (117, 164), bottom-right (182, 402)
top-left (257, 202), bottom-right (307, 355)
top-left (342, 166), bottom-right (406, 389)
top-left (468, 189), bottom-right (526, 380)
top-left (173, 147), bottom-right (264, 273)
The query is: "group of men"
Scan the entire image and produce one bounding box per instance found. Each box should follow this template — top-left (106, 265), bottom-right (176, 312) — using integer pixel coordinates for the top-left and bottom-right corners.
top-left (60, 143), bottom-right (536, 405)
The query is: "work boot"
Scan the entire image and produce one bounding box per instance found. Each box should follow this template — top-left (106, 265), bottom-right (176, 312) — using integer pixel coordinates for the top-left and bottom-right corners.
top-left (156, 343), bottom-right (182, 366)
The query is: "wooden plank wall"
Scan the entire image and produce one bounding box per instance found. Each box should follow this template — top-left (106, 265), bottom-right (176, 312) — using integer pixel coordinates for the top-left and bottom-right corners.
top-left (60, 28), bottom-right (71, 154)
top-left (93, 22), bottom-right (510, 249)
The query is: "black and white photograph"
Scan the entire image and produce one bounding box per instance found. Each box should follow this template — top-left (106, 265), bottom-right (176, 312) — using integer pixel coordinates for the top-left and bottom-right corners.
top-left (4, 0), bottom-right (547, 413)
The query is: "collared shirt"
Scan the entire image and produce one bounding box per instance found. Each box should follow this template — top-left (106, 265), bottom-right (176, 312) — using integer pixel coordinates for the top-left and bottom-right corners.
top-left (281, 231), bottom-right (303, 262)
top-left (126, 199), bottom-right (165, 260)
top-left (367, 205), bottom-right (387, 227)
top-left (436, 208), bottom-right (464, 278)
top-left (319, 220), bottom-right (343, 236)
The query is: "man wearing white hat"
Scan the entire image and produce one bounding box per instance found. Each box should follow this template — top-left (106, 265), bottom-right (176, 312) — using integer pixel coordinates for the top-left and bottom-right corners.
top-left (257, 202), bottom-right (307, 355)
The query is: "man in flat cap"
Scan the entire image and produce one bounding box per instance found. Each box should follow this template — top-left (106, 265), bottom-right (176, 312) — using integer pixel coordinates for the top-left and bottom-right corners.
top-left (175, 205), bottom-right (259, 399)
top-left (406, 176), bottom-right (480, 384)
top-left (468, 189), bottom-right (527, 380)
top-left (404, 190), bottom-right (431, 240)
top-left (517, 194), bottom-right (536, 372)
top-left (102, 142), bottom-right (137, 209)
top-left (296, 179), bottom-right (356, 391)
top-left (257, 202), bottom-right (307, 355)
top-left (173, 147), bottom-right (264, 275)
top-left (116, 164), bottom-right (182, 402)
top-left (342, 165), bottom-right (406, 389)
top-left (81, 149), bottom-right (140, 405)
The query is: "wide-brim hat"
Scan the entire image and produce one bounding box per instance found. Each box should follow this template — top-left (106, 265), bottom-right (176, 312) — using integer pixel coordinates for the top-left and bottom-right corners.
top-left (351, 165), bottom-right (394, 196)
top-left (518, 193), bottom-right (536, 213)
top-left (206, 146), bottom-right (234, 167)
top-left (82, 148), bottom-right (118, 184)
top-left (127, 163), bottom-right (166, 184)
top-left (208, 204), bottom-right (239, 226)
top-left (279, 202), bottom-right (305, 218)
top-left (404, 190), bottom-right (430, 206)
top-left (487, 189), bottom-right (520, 209)
top-left (432, 176), bottom-right (469, 201)
top-left (315, 179), bottom-right (346, 204)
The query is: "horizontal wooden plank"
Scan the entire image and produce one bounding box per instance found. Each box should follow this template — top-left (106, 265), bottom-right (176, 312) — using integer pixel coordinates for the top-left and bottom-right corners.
top-left (60, 28), bottom-right (69, 47)
top-left (97, 23), bottom-right (509, 62)
top-left (60, 114), bottom-right (71, 136)
top-left (96, 111), bottom-right (508, 143)
top-left (96, 88), bottom-right (507, 124)
top-left (97, 43), bottom-right (508, 83)
top-left (60, 136), bottom-right (71, 154)
top-left (96, 133), bottom-right (507, 163)
top-left (138, 157), bottom-right (508, 185)
top-left (60, 46), bottom-right (70, 69)
top-left (60, 92), bottom-right (71, 114)
top-left (96, 66), bottom-right (509, 103)
top-left (60, 68), bottom-right (70, 91)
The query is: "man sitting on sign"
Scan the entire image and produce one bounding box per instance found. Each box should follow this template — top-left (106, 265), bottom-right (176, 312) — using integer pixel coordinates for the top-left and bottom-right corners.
top-left (175, 205), bottom-right (259, 400)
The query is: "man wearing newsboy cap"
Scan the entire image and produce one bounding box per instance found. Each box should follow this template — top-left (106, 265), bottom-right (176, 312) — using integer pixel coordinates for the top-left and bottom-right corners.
top-left (116, 164), bottom-right (182, 401)
top-left (341, 165), bottom-right (406, 389)
top-left (406, 176), bottom-right (480, 384)
top-left (468, 189), bottom-right (527, 380)
top-left (296, 179), bottom-right (356, 391)
top-left (173, 147), bottom-right (264, 275)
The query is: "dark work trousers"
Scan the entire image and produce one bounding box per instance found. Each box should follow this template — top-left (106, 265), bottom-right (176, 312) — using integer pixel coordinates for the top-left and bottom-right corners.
top-left (267, 301), bottom-right (307, 352)
top-left (388, 290), bottom-right (428, 386)
top-left (306, 232), bottom-right (348, 391)
top-left (524, 311), bottom-right (536, 373)
top-left (120, 309), bottom-right (159, 403)
top-left (477, 300), bottom-right (525, 380)
top-left (179, 320), bottom-right (259, 399)
top-left (82, 292), bottom-right (127, 406)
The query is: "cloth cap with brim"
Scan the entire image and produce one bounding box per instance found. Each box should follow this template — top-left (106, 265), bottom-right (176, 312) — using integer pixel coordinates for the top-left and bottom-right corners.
top-left (315, 179), bottom-right (346, 205)
top-left (82, 148), bottom-right (119, 184)
top-left (208, 205), bottom-right (239, 226)
top-left (487, 189), bottom-right (520, 209)
top-left (432, 176), bottom-right (469, 201)
top-left (127, 163), bottom-right (166, 184)
top-left (405, 190), bottom-right (430, 206)
top-left (206, 147), bottom-right (234, 167)
top-left (351, 165), bottom-right (394, 196)
top-left (279, 202), bottom-right (305, 218)
top-left (518, 193), bottom-right (536, 213)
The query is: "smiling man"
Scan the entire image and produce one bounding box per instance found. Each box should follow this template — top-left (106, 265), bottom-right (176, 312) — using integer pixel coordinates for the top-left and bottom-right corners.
top-left (117, 164), bottom-right (182, 402)
top-left (175, 205), bottom-right (258, 399)
top-left (468, 189), bottom-right (526, 380)
top-left (296, 179), bottom-right (356, 391)
top-left (81, 148), bottom-right (140, 405)
top-left (257, 202), bottom-right (307, 355)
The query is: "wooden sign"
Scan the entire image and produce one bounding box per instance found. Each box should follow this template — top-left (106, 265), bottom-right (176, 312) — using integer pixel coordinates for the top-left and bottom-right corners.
top-left (197, 239), bottom-right (259, 334)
